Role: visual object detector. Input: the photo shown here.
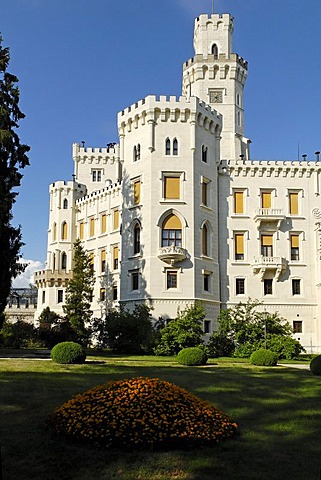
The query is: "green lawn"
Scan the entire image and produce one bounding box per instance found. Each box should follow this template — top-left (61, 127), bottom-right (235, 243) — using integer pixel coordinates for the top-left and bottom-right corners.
top-left (0, 351), bottom-right (320, 480)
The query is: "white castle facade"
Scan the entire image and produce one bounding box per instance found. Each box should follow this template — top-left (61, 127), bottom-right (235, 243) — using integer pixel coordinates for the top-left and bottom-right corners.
top-left (34, 12), bottom-right (321, 353)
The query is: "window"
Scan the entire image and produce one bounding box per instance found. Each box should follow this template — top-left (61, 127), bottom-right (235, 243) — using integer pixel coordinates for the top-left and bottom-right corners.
top-left (92, 170), bottom-right (102, 182)
top-left (113, 245), bottom-right (119, 270)
top-left (211, 43), bottom-right (218, 59)
top-left (133, 179), bottom-right (141, 205)
top-left (101, 214), bottom-right (107, 234)
top-left (61, 222), bottom-right (68, 240)
top-left (164, 176), bottom-right (180, 200)
top-left (133, 144), bottom-right (140, 162)
top-left (113, 209), bottom-right (119, 230)
top-left (101, 249), bottom-right (106, 272)
top-left (165, 138), bottom-right (171, 156)
top-left (290, 234), bottom-right (300, 261)
top-left (162, 214), bottom-right (182, 247)
top-left (202, 145), bottom-right (208, 163)
top-left (100, 288), bottom-right (106, 301)
top-left (173, 138), bottom-right (178, 156)
top-left (166, 271), bottom-right (177, 289)
top-left (289, 192), bottom-right (299, 215)
top-left (201, 180), bottom-right (209, 206)
top-left (264, 279), bottom-right (273, 295)
top-left (236, 278), bottom-right (245, 295)
top-left (293, 321), bottom-right (302, 333)
top-left (202, 224), bottom-right (208, 256)
top-left (63, 198), bottom-right (68, 209)
top-left (261, 235), bottom-right (273, 257)
top-left (53, 222), bottom-right (57, 241)
top-left (113, 285), bottom-right (118, 301)
top-left (89, 253), bottom-right (94, 272)
top-left (292, 279), bottom-right (301, 295)
top-left (234, 191), bottom-right (244, 214)
top-left (89, 218), bottom-right (95, 237)
top-left (134, 224), bottom-right (141, 255)
top-left (203, 273), bottom-right (210, 292)
top-left (57, 290), bottom-right (63, 303)
top-left (261, 191), bottom-right (271, 209)
top-left (235, 233), bottom-right (244, 261)
top-left (61, 252), bottom-right (67, 270)
top-left (79, 222), bottom-right (84, 240)
top-left (132, 272), bottom-right (139, 290)
top-left (52, 253), bottom-right (56, 270)
top-left (42, 291), bottom-right (45, 304)
top-left (204, 320), bottom-right (211, 334)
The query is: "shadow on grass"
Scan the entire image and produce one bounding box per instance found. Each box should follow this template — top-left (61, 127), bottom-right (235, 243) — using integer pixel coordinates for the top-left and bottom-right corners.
top-left (1, 363), bottom-right (321, 479)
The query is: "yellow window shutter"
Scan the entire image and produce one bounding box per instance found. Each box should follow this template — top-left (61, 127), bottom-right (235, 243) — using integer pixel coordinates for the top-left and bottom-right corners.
top-left (289, 193), bottom-right (298, 214)
top-left (101, 214), bottom-right (106, 233)
top-left (79, 222), bottom-right (84, 240)
top-left (164, 177), bottom-right (180, 199)
top-left (101, 250), bottom-right (106, 261)
top-left (261, 192), bottom-right (271, 208)
top-left (90, 218), bottom-right (95, 236)
top-left (62, 222), bottom-right (68, 240)
top-left (113, 245), bottom-right (119, 260)
top-left (261, 235), bottom-right (273, 246)
top-left (234, 192), bottom-right (244, 214)
top-left (291, 235), bottom-right (299, 248)
top-left (114, 210), bottom-right (119, 229)
top-left (53, 223), bottom-right (57, 241)
top-left (163, 214), bottom-right (181, 230)
top-left (235, 234), bottom-right (244, 254)
top-left (134, 180), bottom-right (141, 204)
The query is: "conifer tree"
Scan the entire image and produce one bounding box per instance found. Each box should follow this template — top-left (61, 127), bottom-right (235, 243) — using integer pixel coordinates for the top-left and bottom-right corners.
top-left (0, 35), bottom-right (30, 328)
top-left (63, 239), bottom-right (95, 346)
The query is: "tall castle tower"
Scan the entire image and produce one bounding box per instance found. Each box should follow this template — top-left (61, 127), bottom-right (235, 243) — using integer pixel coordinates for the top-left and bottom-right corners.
top-left (182, 13), bottom-right (250, 160)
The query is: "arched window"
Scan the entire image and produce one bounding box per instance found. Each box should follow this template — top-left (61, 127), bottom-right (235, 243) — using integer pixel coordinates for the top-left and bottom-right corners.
top-left (134, 223), bottom-right (141, 254)
top-left (61, 252), bottom-right (67, 270)
top-left (162, 214), bottom-right (182, 247)
top-left (211, 43), bottom-right (218, 59)
top-left (202, 145), bottom-right (208, 163)
top-left (53, 222), bottom-right (57, 241)
top-left (173, 138), bottom-right (178, 156)
top-left (165, 138), bottom-right (171, 156)
top-left (61, 221), bottom-right (68, 240)
top-left (63, 198), bottom-right (68, 209)
top-left (202, 224), bottom-right (208, 256)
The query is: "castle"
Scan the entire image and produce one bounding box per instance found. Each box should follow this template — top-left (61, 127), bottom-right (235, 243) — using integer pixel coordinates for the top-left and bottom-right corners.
top-left (34, 11), bottom-right (321, 353)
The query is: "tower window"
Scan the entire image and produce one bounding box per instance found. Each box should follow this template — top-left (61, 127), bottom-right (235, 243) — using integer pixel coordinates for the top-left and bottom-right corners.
top-left (63, 199), bottom-right (68, 209)
top-left (162, 214), bottom-right (182, 247)
top-left (61, 252), bottom-right (67, 270)
top-left (202, 224), bottom-right (208, 256)
top-left (234, 191), bottom-right (244, 214)
top-left (57, 290), bottom-right (63, 304)
top-left (289, 192), bottom-right (299, 215)
top-left (132, 272), bottom-right (139, 291)
top-left (134, 224), bottom-right (141, 255)
top-left (292, 279), bottom-right (301, 295)
top-left (202, 145), bottom-right (208, 163)
top-left (201, 179), bottom-right (210, 206)
top-left (164, 176), bottom-right (180, 200)
top-left (166, 271), bottom-right (177, 289)
top-left (61, 222), bottom-right (68, 240)
top-left (42, 291), bottom-right (45, 304)
top-left (211, 43), bottom-right (218, 59)
top-left (53, 222), bottom-right (57, 241)
top-left (165, 138), bottom-right (171, 156)
top-left (173, 138), bottom-right (178, 156)
top-left (264, 279), bottom-right (273, 295)
top-left (133, 144), bottom-right (141, 162)
top-left (293, 321), bottom-right (302, 333)
top-left (204, 320), bottom-right (211, 334)
top-left (133, 179), bottom-right (141, 205)
top-left (203, 273), bottom-right (210, 292)
top-left (92, 170), bottom-right (102, 182)
top-left (236, 278), bottom-right (245, 295)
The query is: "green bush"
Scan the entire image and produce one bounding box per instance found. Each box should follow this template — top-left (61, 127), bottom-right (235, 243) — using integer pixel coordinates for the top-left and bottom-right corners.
top-left (267, 334), bottom-right (304, 360)
top-left (0, 320), bottom-right (35, 348)
top-left (310, 355), bottom-right (321, 375)
top-left (177, 347), bottom-right (208, 366)
top-left (51, 342), bottom-right (86, 364)
top-left (250, 348), bottom-right (278, 366)
top-left (207, 332), bottom-right (235, 357)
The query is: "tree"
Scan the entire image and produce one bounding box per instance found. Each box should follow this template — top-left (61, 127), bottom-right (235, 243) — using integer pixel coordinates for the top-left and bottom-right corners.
top-left (0, 35), bottom-right (30, 329)
top-left (91, 303), bottom-right (154, 353)
top-left (37, 307), bottom-right (76, 348)
top-left (154, 303), bottom-right (205, 356)
top-left (63, 239), bottom-right (95, 346)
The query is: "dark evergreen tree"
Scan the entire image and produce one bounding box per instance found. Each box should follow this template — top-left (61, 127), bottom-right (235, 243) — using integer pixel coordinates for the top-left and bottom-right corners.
top-left (63, 239), bottom-right (95, 346)
top-left (0, 35), bottom-right (30, 328)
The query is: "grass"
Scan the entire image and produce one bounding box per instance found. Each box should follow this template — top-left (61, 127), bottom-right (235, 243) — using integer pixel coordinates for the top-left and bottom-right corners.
top-left (0, 350), bottom-right (321, 480)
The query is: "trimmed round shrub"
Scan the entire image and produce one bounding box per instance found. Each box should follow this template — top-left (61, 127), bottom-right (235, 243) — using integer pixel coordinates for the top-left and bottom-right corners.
top-left (51, 342), bottom-right (86, 364)
top-left (310, 355), bottom-right (321, 375)
top-left (250, 348), bottom-right (278, 366)
top-left (47, 377), bottom-right (237, 449)
top-left (177, 347), bottom-right (208, 366)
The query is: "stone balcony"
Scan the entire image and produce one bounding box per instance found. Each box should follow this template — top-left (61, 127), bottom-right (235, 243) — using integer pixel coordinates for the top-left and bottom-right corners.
top-left (251, 256), bottom-right (287, 281)
top-left (254, 208), bottom-right (285, 230)
top-left (158, 246), bottom-right (188, 265)
top-left (34, 269), bottom-right (73, 287)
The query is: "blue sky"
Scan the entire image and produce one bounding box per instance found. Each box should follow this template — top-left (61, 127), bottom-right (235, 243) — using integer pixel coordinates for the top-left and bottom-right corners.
top-left (2, 0), bottom-right (321, 285)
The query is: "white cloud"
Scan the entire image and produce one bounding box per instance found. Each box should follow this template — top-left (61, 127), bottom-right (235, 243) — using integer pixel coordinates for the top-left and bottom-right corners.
top-left (12, 259), bottom-right (44, 288)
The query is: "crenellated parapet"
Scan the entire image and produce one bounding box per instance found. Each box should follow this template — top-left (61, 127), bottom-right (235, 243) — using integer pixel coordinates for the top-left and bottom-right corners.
top-left (183, 53), bottom-right (248, 73)
top-left (75, 180), bottom-right (122, 206)
top-left (72, 142), bottom-right (120, 166)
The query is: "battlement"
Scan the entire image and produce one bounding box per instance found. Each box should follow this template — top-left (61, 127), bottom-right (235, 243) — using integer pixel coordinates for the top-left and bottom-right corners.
top-left (195, 13), bottom-right (234, 30)
top-left (183, 53), bottom-right (248, 70)
top-left (49, 180), bottom-right (86, 193)
top-left (72, 143), bottom-right (120, 164)
top-left (219, 158), bottom-right (321, 178)
top-left (75, 180), bottom-right (122, 206)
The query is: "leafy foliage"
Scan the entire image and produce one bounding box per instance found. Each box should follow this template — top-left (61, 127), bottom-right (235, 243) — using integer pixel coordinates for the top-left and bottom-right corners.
top-left (37, 307), bottom-right (76, 348)
top-left (47, 377), bottom-right (238, 449)
top-left (63, 239), bottom-right (95, 346)
top-left (207, 332), bottom-right (235, 358)
top-left (91, 303), bottom-right (154, 354)
top-left (0, 36), bottom-right (30, 328)
top-left (310, 355), bottom-right (321, 376)
top-left (177, 347), bottom-right (208, 366)
top-left (51, 341), bottom-right (86, 364)
top-left (0, 319), bottom-right (35, 348)
top-left (154, 303), bottom-right (205, 356)
top-left (250, 348), bottom-right (278, 366)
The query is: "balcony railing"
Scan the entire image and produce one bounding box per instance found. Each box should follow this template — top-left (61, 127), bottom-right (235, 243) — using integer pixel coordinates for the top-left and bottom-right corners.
top-left (251, 256), bottom-right (287, 281)
top-left (158, 246), bottom-right (187, 265)
top-left (254, 208), bottom-right (285, 229)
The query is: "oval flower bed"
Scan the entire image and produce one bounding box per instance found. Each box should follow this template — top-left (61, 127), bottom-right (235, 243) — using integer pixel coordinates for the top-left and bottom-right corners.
top-left (47, 377), bottom-right (238, 449)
